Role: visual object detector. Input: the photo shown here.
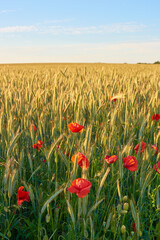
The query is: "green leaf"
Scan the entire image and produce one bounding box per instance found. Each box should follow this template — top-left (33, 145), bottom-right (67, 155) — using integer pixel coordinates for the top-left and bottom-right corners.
top-left (41, 186), bottom-right (64, 216)
top-left (7, 127), bottom-right (22, 157)
top-left (86, 198), bottom-right (104, 219)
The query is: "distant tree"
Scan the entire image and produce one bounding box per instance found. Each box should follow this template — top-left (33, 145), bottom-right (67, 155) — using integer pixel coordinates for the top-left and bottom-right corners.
top-left (137, 62), bottom-right (148, 64)
top-left (154, 61), bottom-right (160, 64)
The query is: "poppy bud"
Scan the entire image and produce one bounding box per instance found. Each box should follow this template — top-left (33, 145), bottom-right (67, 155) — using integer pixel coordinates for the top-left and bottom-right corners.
top-left (46, 214), bottom-right (50, 223)
top-left (123, 202), bottom-right (129, 211)
top-left (121, 225), bottom-right (126, 234)
top-left (7, 231), bottom-right (11, 238)
top-left (138, 231), bottom-right (142, 237)
top-left (122, 195), bottom-right (128, 202)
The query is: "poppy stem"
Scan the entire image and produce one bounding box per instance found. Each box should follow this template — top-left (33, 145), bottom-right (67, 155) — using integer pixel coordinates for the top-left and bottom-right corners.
top-left (8, 197), bottom-right (11, 207)
top-left (82, 168), bottom-right (87, 179)
top-left (82, 168), bottom-right (87, 217)
top-left (133, 172), bottom-right (137, 195)
top-left (78, 198), bottom-right (82, 220)
top-left (122, 232), bottom-right (126, 240)
top-left (158, 218), bottom-right (160, 240)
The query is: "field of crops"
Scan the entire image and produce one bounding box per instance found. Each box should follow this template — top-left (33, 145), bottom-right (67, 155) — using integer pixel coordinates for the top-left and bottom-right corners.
top-left (0, 63), bottom-right (160, 240)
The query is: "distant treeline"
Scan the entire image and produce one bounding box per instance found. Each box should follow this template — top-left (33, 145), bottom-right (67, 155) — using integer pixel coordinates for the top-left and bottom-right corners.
top-left (137, 61), bottom-right (160, 64)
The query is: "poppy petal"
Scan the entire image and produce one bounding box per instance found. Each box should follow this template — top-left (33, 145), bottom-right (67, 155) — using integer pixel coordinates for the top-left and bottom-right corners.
top-left (105, 155), bottom-right (118, 164)
top-left (154, 162), bottom-right (160, 173)
top-left (68, 185), bottom-right (79, 194)
top-left (76, 184), bottom-right (91, 198)
top-left (123, 156), bottom-right (138, 172)
top-left (68, 178), bottom-right (91, 198)
top-left (68, 123), bottom-right (84, 133)
top-left (134, 141), bottom-right (146, 154)
top-left (152, 145), bottom-right (158, 154)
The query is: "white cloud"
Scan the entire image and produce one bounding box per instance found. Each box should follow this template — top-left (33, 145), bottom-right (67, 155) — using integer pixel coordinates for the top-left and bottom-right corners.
top-left (0, 25), bottom-right (37, 33)
top-left (0, 22), bottom-right (147, 35)
top-left (0, 9), bottom-right (15, 13)
top-left (42, 22), bottom-right (147, 35)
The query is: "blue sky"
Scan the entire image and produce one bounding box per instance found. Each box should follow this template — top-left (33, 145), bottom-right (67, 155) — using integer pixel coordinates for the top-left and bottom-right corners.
top-left (0, 0), bottom-right (160, 63)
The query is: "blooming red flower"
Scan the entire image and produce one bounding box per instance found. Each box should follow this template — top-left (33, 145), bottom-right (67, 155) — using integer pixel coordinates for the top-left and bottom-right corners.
top-left (154, 162), bottom-right (160, 174)
top-left (105, 155), bottom-right (118, 164)
top-left (68, 123), bottom-right (84, 133)
top-left (56, 144), bottom-right (60, 151)
top-left (152, 145), bottom-right (158, 154)
top-left (134, 141), bottom-right (146, 154)
top-left (71, 152), bottom-right (89, 170)
top-left (110, 96), bottom-right (117, 103)
top-left (100, 122), bottom-right (103, 126)
top-left (43, 159), bottom-right (46, 163)
top-left (68, 178), bottom-right (91, 198)
top-left (62, 116), bottom-right (65, 120)
top-left (17, 186), bottom-right (30, 205)
top-left (132, 223), bottom-right (136, 232)
top-left (67, 151), bottom-right (70, 157)
top-left (123, 156), bottom-right (138, 171)
top-left (32, 140), bottom-right (43, 151)
top-left (63, 151), bottom-right (70, 156)
top-left (152, 114), bottom-right (160, 121)
top-left (29, 123), bottom-right (37, 131)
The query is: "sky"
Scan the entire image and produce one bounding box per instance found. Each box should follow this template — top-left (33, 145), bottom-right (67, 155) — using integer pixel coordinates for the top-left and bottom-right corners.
top-left (0, 0), bottom-right (160, 63)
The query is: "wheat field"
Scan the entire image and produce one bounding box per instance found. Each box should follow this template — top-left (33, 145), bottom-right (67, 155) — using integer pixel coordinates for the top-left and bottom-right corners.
top-left (0, 63), bottom-right (160, 240)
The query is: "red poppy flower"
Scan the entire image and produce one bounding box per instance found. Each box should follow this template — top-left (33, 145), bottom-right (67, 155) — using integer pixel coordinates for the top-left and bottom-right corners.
top-left (62, 116), bottom-right (65, 120)
top-left (68, 123), bottom-right (84, 133)
top-left (63, 151), bottom-right (70, 156)
top-left (123, 156), bottom-right (138, 171)
top-left (17, 186), bottom-right (30, 205)
top-left (56, 144), bottom-right (60, 151)
top-left (110, 96), bottom-right (117, 103)
top-left (100, 122), bottom-right (103, 126)
top-left (152, 145), bottom-right (158, 154)
top-left (71, 152), bottom-right (89, 170)
top-left (134, 141), bottom-right (146, 154)
top-left (32, 140), bottom-right (43, 151)
top-left (67, 151), bottom-right (70, 157)
top-left (43, 159), bottom-right (46, 163)
top-left (105, 155), bottom-right (118, 164)
top-left (68, 178), bottom-right (91, 198)
top-left (154, 162), bottom-right (160, 174)
top-left (152, 114), bottom-right (160, 121)
top-left (132, 223), bottom-right (136, 232)
top-left (29, 123), bottom-right (37, 131)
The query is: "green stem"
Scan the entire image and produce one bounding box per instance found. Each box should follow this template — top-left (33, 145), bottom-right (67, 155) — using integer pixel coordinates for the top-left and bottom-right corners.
top-left (81, 168), bottom-right (88, 218)
top-left (78, 198), bottom-right (82, 220)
